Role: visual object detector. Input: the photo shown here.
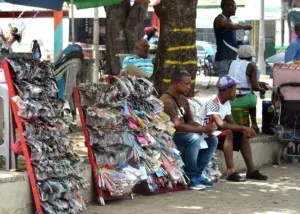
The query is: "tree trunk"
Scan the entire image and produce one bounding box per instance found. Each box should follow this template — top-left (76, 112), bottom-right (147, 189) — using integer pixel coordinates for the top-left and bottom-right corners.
top-left (125, 2), bottom-right (148, 53)
top-left (105, 1), bottom-right (148, 75)
top-left (152, 0), bottom-right (198, 96)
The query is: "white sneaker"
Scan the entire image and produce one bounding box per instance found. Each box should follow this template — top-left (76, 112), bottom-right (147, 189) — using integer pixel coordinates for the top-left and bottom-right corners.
top-left (189, 184), bottom-right (206, 191)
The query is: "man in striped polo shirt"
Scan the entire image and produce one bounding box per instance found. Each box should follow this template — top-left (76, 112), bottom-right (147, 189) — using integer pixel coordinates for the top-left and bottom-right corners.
top-left (121, 39), bottom-right (154, 78)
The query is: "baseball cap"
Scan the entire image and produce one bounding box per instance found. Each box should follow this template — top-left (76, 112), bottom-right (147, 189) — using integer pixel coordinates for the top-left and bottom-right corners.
top-left (144, 27), bottom-right (153, 33)
top-left (237, 45), bottom-right (255, 58)
top-left (216, 75), bottom-right (237, 90)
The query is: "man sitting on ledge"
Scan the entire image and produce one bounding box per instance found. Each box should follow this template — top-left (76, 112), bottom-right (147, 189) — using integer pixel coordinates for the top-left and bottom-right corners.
top-left (161, 70), bottom-right (218, 190)
top-left (121, 39), bottom-right (153, 78)
top-left (203, 75), bottom-right (268, 182)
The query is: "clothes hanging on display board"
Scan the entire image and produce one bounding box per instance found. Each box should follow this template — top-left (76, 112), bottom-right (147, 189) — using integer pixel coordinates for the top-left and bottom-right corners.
top-left (76, 75), bottom-right (187, 200)
top-left (6, 56), bottom-right (89, 214)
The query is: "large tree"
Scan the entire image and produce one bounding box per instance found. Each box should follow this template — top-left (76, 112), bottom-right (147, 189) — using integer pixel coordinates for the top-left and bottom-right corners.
top-left (105, 0), bottom-right (149, 75)
top-left (152, 0), bottom-right (198, 96)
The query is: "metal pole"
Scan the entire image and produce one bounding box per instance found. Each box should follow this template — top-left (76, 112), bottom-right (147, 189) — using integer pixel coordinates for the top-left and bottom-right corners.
top-left (258, 0), bottom-right (266, 75)
top-left (71, 0), bottom-right (75, 44)
top-left (93, 8), bottom-right (99, 83)
top-left (281, 0), bottom-right (287, 47)
top-left (281, 19), bottom-right (285, 46)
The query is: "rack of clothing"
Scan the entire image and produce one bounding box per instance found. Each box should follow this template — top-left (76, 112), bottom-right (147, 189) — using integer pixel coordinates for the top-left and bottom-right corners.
top-left (73, 75), bottom-right (188, 205)
top-left (2, 56), bottom-right (88, 214)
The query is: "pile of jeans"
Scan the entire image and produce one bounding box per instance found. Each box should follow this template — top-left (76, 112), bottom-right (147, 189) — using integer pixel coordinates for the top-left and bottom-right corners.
top-left (78, 76), bottom-right (187, 196)
top-left (7, 56), bottom-right (88, 214)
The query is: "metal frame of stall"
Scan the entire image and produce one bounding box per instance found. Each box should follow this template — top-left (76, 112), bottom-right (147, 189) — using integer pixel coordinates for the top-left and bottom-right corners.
top-left (2, 59), bottom-right (44, 214)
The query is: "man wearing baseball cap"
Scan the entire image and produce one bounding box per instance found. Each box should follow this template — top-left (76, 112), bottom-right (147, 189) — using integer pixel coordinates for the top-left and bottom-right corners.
top-left (203, 75), bottom-right (268, 182)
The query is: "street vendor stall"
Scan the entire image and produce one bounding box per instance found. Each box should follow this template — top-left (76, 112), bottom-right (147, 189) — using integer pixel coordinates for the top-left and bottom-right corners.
top-left (74, 76), bottom-right (188, 205)
top-left (2, 56), bottom-right (89, 214)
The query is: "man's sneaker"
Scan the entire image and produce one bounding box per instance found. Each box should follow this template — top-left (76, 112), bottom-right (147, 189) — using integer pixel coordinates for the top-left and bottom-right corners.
top-left (198, 176), bottom-right (214, 188)
top-left (226, 172), bottom-right (246, 182)
top-left (246, 170), bottom-right (268, 180)
top-left (188, 177), bottom-right (206, 191)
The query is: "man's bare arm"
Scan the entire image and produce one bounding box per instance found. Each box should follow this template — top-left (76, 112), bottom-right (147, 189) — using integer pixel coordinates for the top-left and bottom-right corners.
top-left (213, 114), bottom-right (244, 132)
top-left (215, 16), bottom-right (252, 30)
top-left (223, 115), bottom-right (256, 138)
top-left (246, 63), bottom-right (265, 93)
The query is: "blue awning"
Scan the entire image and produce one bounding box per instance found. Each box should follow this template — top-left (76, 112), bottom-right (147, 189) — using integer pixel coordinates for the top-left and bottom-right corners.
top-left (0, 0), bottom-right (64, 10)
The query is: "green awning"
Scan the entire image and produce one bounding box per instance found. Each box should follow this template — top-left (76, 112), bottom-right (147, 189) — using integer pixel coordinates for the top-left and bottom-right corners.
top-left (65, 0), bottom-right (123, 9)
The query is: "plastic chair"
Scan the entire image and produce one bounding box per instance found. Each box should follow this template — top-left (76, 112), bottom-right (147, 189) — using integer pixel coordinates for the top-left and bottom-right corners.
top-left (0, 79), bottom-right (16, 169)
top-left (55, 57), bottom-right (83, 114)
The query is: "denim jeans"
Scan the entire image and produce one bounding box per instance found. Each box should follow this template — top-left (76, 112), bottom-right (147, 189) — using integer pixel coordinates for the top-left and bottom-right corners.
top-left (215, 60), bottom-right (232, 78)
top-left (173, 133), bottom-right (218, 178)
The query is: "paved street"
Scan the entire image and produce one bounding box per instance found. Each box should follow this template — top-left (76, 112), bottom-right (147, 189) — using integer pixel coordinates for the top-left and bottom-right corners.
top-left (86, 164), bottom-right (300, 214)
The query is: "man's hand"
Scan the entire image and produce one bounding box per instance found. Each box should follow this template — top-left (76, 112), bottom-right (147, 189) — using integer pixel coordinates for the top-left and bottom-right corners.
top-left (242, 126), bottom-right (256, 138)
top-left (259, 81), bottom-right (269, 90)
top-left (243, 25), bottom-right (253, 30)
top-left (202, 124), bottom-right (214, 135)
top-left (259, 87), bottom-right (266, 94)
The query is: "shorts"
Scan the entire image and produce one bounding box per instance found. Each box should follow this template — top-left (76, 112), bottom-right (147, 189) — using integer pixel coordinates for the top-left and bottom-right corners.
top-left (215, 60), bottom-right (232, 78)
top-left (217, 131), bottom-right (244, 152)
top-left (230, 92), bottom-right (257, 109)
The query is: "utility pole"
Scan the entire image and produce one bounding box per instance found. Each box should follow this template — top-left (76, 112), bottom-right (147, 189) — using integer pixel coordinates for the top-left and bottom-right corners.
top-left (93, 8), bottom-right (99, 83)
top-left (258, 0), bottom-right (266, 75)
top-left (71, 0), bottom-right (75, 44)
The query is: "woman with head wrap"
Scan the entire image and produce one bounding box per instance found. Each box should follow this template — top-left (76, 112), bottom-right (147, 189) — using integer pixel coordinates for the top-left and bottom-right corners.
top-left (228, 45), bottom-right (268, 133)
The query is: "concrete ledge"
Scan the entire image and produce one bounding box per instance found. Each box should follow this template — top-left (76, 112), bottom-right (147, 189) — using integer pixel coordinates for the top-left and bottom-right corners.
top-left (0, 134), bottom-right (281, 214)
top-left (0, 172), bottom-right (32, 214)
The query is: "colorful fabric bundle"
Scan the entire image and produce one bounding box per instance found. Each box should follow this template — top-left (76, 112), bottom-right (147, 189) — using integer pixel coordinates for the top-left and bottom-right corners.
top-left (98, 166), bottom-right (142, 196)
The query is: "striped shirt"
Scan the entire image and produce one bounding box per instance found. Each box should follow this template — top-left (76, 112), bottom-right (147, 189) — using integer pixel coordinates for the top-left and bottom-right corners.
top-left (121, 55), bottom-right (154, 74)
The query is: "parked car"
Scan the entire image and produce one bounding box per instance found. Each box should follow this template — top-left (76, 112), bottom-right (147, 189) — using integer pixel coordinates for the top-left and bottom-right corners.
top-left (265, 52), bottom-right (285, 78)
top-left (196, 41), bottom-right (217, 76)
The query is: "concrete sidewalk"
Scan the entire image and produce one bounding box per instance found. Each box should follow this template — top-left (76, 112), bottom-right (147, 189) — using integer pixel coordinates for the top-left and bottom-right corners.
top-left (0, 134), bottom-right (282, 214)
top-left (86, 163), bottom-right (300, 214)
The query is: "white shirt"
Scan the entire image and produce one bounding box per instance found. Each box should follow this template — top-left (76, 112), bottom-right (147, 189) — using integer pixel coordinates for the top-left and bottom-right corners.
top-left (228, 58), bottom-right (251, 95)
top-left (204, 96), bottom-right (231, 129)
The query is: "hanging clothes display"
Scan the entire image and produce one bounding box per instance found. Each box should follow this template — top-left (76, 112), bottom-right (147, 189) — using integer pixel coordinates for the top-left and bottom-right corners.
top-left (5, 56), bottom-right (88, 214)
top-left (74, 75), bottom-right (187, 205)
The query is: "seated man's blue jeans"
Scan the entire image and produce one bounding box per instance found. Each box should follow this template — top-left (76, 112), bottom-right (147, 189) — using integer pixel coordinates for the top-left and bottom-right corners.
top-left (173, 133), bottom-right (218, 178)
